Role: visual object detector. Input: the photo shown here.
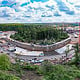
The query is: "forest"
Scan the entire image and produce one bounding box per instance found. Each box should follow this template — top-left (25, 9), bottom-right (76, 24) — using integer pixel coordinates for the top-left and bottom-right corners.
top-left (0, 24), bottom-right (68, 45)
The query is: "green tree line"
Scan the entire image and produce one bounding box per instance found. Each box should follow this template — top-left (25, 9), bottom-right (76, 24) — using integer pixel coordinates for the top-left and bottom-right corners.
top-left (0, 24), bottom-right (68, 45)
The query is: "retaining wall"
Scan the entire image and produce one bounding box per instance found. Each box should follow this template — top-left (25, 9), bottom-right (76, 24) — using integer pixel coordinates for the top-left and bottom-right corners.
top-left (3, 37), bottom-right (71, 51)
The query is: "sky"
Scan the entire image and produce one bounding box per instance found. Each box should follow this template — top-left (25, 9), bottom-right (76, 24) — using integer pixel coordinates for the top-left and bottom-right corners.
top-left (0, 0), bottom-right (80, 23)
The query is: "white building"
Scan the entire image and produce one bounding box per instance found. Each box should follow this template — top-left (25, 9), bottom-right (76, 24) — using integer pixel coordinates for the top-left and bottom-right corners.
top-left (15, 47), bottom-right (44, 56)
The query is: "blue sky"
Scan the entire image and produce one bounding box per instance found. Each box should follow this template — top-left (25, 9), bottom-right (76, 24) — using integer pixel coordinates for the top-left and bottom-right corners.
top-left (0, 0), bottom-right (80, 23)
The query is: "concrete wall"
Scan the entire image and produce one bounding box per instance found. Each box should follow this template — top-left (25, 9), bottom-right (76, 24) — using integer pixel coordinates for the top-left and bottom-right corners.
top-left (4, 37), bottom-right (71, 51)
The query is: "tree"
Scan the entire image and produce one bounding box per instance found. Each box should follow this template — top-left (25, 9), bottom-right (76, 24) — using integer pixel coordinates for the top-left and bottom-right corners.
top-left (42, 65), bottom-right (80, 80)
top-left (0, 70), bottom-right (20, 80)
top-left (74, 43), bottom-right (80, 67)
top-left (0, 54), bottom-right (11, 70)
top-left (39, 60), bottom-right (53, 75)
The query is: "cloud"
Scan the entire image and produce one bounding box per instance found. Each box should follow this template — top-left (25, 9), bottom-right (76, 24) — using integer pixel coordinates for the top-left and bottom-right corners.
top-left (0, 7), bottom-right (15, 17)
top-left (54, 12), bottom-right (61, 16)
top-left (30, 0), bottom-right (49, 3)
top-left (0, 0), bottom-right (80, 23)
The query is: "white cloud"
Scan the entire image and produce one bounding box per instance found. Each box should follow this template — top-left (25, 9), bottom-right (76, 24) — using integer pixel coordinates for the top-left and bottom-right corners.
top-left (67, 0), bottom-right (80, 4)
top-left (0, 0), bottom-right (80, 23)
top-left (12, 0), bottom-right (30, 5)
